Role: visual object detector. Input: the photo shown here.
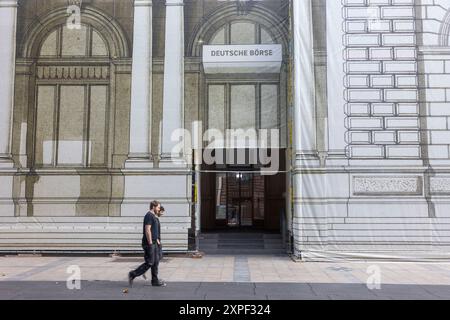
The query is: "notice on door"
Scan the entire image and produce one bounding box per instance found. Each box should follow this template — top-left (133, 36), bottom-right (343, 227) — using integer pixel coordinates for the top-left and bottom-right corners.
top-left (203, 44), bottom-right (283, 74)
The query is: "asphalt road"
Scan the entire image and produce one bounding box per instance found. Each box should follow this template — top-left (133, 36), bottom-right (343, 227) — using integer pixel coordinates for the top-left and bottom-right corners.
top-left (1, 281), bottom-right (450, 300)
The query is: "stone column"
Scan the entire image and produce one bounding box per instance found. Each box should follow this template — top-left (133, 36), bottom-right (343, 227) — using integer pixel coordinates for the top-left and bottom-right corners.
top-left (0, 0), bottom-right (17, 217)
top-left (160, 0), bottom-right (184, 164)
top-left (127, 0), bottom-right (153, 168)
top-left (326, 0), bottom-right (350, 165)
top-left (291, 0), bottom-right (318, 258)
top-left (292, 0), bottom-right (317, 166)
top-left (0, 0), bottom-right (17, 165)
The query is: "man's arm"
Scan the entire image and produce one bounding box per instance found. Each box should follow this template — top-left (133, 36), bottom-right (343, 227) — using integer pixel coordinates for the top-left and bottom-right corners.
top-left (145, 224), bottom-right (153, 246)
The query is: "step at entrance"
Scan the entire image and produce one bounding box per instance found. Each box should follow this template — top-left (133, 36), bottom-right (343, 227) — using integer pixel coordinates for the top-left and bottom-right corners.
top-left (199, 232), bottom-right (286, 255)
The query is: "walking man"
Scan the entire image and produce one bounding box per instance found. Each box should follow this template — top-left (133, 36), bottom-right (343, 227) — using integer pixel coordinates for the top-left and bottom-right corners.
top-left (128, 200), bottom-right (166, 287)
top-left (143, 206), bottom-right (165, 280)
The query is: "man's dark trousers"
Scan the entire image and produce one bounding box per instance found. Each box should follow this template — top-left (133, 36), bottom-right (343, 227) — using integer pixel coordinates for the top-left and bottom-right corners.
top-left (130, 244), bottom-right (161, 282)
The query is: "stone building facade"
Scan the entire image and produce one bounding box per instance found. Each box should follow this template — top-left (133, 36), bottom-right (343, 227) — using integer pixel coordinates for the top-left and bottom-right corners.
top-left (0, 0), bottom-right (450, 260)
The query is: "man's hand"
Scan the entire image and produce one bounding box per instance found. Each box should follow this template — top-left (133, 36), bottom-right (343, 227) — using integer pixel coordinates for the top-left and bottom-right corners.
top-left (145, 224), bottom-right (152, 247)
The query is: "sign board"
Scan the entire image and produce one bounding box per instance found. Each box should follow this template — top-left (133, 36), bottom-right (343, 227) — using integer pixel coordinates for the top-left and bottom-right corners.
top-left (203, 44), bottom-right (283, 74)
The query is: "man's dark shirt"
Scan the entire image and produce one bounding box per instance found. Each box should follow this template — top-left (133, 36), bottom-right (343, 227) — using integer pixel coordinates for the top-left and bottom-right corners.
top-left (142, 211), bottom-right (160, 246)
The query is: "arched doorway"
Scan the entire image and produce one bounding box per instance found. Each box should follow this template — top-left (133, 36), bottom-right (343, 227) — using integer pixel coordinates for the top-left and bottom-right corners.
top-left (191, 5), bottom-right (289, 234)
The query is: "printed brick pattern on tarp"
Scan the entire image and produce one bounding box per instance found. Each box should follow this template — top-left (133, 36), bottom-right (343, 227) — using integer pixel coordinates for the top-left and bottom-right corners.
top-left (343, 0), bottom-right (420, 159)
top-left (416, 1), bottom-right (450, 160)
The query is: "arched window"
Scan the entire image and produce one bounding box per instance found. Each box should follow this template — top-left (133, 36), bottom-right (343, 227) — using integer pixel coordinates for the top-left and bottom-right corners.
top-left (33, 24), bottom-right (110, 167)
top-left (210, 21), bottom-right (275, 45)
top-left (206, 21), bottom-right (281, 145)
top-left (439, 8), bottom-right (450, 46)
top-left (39, 25), bottom-right (109, 57)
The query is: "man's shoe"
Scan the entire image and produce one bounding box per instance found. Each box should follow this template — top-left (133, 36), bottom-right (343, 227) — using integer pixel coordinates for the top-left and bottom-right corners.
top-left (152, 280), bottom-right (166, 287)
top-left (128, 272), bottom-right (134, 288)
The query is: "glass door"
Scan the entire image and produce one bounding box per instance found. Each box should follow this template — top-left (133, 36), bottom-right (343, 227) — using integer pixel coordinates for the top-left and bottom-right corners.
top-left (227, 173), bottom-right (241, 228)
top-left (239, 173), bottom-right (253, 227)
top-left (240, 199), bottom-right (253, 227)
top-left (215, 171), bottom-right (264, 229)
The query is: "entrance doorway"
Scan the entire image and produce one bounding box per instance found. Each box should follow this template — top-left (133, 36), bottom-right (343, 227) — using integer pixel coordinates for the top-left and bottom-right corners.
top-left (215, 172), bottom-right (265, 228)
top-left (200, 151), bottom-right (286, 232)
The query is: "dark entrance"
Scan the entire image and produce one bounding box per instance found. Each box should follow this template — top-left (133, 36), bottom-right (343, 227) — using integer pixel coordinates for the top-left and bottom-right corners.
top-left (215, 172), bottom-right (263, 228)
top-left (200, 150), bottom-right (286, 232)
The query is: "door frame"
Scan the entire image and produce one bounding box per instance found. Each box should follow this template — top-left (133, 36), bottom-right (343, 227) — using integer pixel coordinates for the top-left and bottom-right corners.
top-left (200, 158), bottom-right (286, 232)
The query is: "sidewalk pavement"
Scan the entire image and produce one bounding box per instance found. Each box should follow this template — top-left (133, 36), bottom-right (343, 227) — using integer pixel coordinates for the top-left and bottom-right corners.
top-left (1, 254), bottom-right (450, 299)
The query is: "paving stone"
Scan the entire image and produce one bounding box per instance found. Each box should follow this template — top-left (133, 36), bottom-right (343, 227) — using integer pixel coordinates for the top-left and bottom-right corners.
top-left (2, 255), bottom-right (450, 299)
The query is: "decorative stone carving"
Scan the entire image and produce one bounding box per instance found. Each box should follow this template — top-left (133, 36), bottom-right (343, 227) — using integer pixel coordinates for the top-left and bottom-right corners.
top-left (36, 65), bottom-right (110, 80)
top-left (353, 176), bottom-right (422, 195)
top-left (430, 177), bottom-right (450, 194)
